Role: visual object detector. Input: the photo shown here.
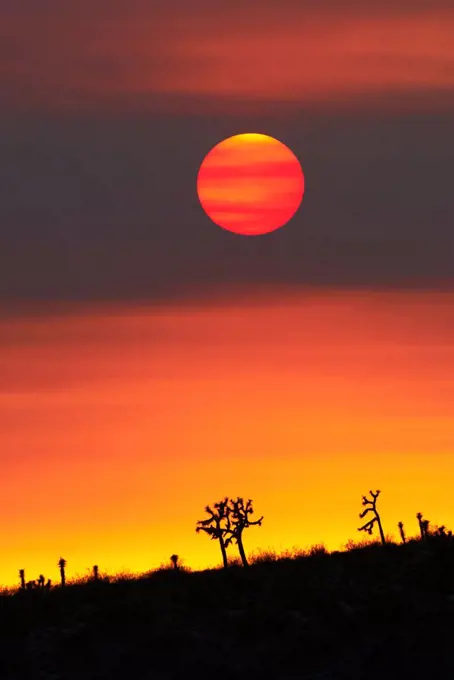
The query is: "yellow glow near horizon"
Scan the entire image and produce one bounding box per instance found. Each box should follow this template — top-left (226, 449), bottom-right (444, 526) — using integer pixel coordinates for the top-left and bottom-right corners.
top-left (0, 288), bottom-right (453, 587)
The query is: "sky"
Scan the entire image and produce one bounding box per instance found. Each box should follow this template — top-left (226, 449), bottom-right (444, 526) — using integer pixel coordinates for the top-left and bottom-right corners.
top-left (0, 0), bottom-right (453, 586)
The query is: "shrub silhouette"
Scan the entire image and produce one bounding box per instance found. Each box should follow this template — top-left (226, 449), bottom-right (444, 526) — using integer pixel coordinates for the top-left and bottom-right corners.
top-left (58, 557), bottom-right (67, 587)
top-left (3, 536), bottom-right (454, 680)
top-left (250, 548), bottom-right (279, 564)
top-left (225, 497), bottom-right (263, 567)
top-left (37, 574), bottom-right (45, 590)
top-left (434, 525), bottom-right (452, 538)
top-left (93, 565), bottom-right (99, 581)
top-left (358, 490), bottom-right (386, 545)
top-left (398, 521), bottom-right (406, 544)
top-left (308, 543), bottom-right (329, 557)
top-left (196, 498), bottom-right (231, 569)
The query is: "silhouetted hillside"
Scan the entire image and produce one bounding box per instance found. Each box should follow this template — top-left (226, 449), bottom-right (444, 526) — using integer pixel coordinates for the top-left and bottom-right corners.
top-left (1, 537), bottom-right (454, 679)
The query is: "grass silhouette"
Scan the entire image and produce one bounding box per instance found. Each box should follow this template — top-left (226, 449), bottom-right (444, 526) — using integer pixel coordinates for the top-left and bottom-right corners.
top-left (1, 497), bottom-right (453, 679)
top-left (0, 531), bottom-right (453, 679)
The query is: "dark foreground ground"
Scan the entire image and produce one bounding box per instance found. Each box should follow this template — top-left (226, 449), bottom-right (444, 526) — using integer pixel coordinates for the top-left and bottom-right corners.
top-left (1, 538), bottom-right (453, 680)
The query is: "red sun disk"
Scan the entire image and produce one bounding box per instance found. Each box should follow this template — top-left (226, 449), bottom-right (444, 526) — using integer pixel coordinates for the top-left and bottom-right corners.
top-left (197, 133), bottom-right (305, 236)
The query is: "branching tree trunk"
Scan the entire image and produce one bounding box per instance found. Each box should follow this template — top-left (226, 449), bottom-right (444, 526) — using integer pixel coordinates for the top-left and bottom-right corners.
top-left (196, 498), bottom-right (231, 569)
top-left (225, 497), bottom-right (263, 567)
top-left (417, 513), bottom-right (430, 540)
top-left (358, 490), bottom-right (386, 545)
top-left (219, 536), bottom-right (228, 569)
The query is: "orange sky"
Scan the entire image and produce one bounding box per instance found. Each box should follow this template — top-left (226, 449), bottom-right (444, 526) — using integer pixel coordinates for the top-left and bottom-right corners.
top-left (1, 3), bottom-right (453, 113)
top-left (1, 288), bottom-right (453, 587)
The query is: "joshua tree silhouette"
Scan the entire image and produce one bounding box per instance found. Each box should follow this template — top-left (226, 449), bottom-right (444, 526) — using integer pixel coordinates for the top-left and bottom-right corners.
top-left (398, 521), bottom-right (406, 544)
top-left (58, 557), bottom-right (67, 587)
top-left (358, 490), bottom-right (386, 545)
top-left (416, 512), bottom-right (423, 538)
top-left (170, 554), bottom-right (180, 571)
top-left (19, 569), bottom-right (25, 590)
top-left (196, 498), bottom-right (231, 569)
top-left (93, 565), bottom-right (99, 581)
top-left (416, 512), bottom-right (430, 540)
top-left (225, 497), bottom-right (264, 567)
top-left (37, 574), bottom-right (45, 589)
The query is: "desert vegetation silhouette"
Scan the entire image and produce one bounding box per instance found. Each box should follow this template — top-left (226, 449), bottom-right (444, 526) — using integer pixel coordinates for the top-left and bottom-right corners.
top-left (357, 489), bottom-right (386, 545)
top-left (9, 490), bottom-right (454, 591)
top-left (3, 489), bottom-right (454, 679)
top-left (196, 496), bottom-right (263, 568)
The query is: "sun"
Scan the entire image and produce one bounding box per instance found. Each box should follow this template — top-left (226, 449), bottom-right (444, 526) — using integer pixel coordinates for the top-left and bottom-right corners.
top-left (197, 133), bottom-right (305, 236)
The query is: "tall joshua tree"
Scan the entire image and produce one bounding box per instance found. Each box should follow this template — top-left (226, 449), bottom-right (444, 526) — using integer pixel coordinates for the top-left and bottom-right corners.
top-left (225, 497), bottom-right (263, 567)
top-left (19, 569), bottom-right (26, 590)
top-left (196, 498), bottom-right (231, 569)
top-left (358, 490), bottom-right (386, 545)
top-left (398, 521), bottom-right (406, 544)
top-left (58, 557), bottom-right (67, 587)
top-left (93, 565), bottom-right (99, 581)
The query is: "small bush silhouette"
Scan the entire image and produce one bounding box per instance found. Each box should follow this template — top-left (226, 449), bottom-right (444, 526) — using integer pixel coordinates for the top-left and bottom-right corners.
top-left (434, 525), bottom-right (452, 538)
top-left (226, 555), bottom-right (243, 568)
top-left (250, 548), bottom-right (279, 564)
top-left (308, 543), bottom-right (329, 557)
